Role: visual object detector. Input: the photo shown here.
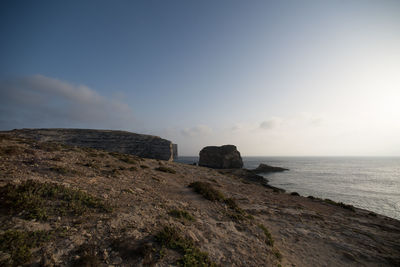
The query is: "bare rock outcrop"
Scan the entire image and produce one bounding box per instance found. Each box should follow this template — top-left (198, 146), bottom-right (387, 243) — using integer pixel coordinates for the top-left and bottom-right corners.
top-left (8, 128), bottom-right (177, 161)
top-left (199, 145), bottom-right (243, 169)
top-left (252, 163), bottom-right (289, 174)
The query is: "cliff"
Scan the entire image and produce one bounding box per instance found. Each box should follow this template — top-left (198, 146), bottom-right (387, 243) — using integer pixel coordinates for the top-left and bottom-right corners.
top-left (0, 133), bottom-right (399, 266)
top-left (7, 128), bottom-right (177, 161)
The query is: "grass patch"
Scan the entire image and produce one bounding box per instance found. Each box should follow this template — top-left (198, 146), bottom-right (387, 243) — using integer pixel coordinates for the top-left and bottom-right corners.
top-left (324, 199), bottom-right (355, 211)
top-left (258, 224), bottom-right (274, 246)
top-left (0, 180), bottom-right (111, 221)
top-left (0, 230), bottom-right (53, 266)
top-left (168, 209), bottom-right (195, 222)
top-left (189, 182), bottom-right (224, 202)
top-left (155, 226), bottom-right (218, 266)
top-left (189, 182), bottom-right (248, 221)
top-left (155, 166), bottom-right (176, 174)
top-left (225, 211), bottom-right (246, 222)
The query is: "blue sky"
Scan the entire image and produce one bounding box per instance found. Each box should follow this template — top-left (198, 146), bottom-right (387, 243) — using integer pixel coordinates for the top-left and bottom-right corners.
top-left (1, 0), bottom-right (400, 156)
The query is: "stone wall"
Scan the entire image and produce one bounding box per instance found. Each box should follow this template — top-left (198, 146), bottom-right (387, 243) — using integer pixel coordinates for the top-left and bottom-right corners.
top-left (9, 128), bottom-right (177, 161)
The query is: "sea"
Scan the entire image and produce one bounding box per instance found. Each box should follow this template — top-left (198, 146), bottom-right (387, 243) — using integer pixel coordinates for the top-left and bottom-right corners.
top-left (175, 156), bottom-right (400, 220)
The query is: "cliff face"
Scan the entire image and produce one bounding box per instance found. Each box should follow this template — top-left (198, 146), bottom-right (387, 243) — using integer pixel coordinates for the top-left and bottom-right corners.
top-left (9, 128), bottom-right (177, 161)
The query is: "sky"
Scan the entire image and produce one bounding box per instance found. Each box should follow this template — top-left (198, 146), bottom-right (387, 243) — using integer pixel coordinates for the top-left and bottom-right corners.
top-left (0, 0), bottom-right (399, 156)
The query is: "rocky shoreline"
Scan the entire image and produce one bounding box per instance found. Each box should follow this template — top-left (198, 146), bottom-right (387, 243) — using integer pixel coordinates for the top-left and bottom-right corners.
top-left (0, 132), bottom-right (399, 266)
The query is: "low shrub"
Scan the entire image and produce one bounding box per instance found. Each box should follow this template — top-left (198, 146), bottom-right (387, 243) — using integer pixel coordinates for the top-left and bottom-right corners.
top-left (168, 209), bottom-right (195, 222)
top-left (0, 180), bottom-right (111, 220)
top-left (258, 224), bottom-right (274, 246)
top-left (223, 198), bottom-right (244, 215)
top-left (0, 230), bottom-right (53, 266)
top-left (189, 182), bottom-right (247, 221)
top-left (155, 226), bottom-right (218, 266)
top-left (155, 166), bottom-right (176, 174)
top-left (273, 248), bottom-right (282, 261)
top-left (189, 182), bottom-right (224, 202)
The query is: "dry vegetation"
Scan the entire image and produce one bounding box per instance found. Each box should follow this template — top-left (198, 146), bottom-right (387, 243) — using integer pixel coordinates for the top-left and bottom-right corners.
top-left (0, 132), bottom-right (399, 266)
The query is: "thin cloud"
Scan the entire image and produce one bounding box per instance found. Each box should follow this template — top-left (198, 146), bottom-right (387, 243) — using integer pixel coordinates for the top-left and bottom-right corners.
top-left (181, 125), bottom-right (213, 137)
top-left (0, 75), bottom-right (135, 130)
top-left (259, 117), bottom-right (282, 130)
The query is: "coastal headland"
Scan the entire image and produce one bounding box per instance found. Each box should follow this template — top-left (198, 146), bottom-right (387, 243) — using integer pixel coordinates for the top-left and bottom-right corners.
top-left (0, 130), bottom-right (399, 266)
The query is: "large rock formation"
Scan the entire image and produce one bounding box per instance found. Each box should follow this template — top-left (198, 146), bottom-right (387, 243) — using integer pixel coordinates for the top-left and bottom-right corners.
top-left (8, 128), bottom-right (177, 161)
top-left (199, 145), bottom-right (243, 169)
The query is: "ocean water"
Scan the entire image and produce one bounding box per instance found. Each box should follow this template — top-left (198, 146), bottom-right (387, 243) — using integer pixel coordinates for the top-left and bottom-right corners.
top-left (175, 156), bottom-right (400, 220)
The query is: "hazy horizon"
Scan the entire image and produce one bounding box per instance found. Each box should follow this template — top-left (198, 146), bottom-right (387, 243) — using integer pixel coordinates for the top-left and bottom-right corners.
top-left (1, 1), bottom-right (399, 156)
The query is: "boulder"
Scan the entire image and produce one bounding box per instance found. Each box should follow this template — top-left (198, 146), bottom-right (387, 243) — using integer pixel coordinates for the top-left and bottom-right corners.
top-left (252, 163), bottom-right (288, 174)
top-left (198, 145), bottom-right (243, 169)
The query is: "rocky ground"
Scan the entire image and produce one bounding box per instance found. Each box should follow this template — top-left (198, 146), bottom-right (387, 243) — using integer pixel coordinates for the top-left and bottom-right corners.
top-left (0, 133), bottom-right (399, 266)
